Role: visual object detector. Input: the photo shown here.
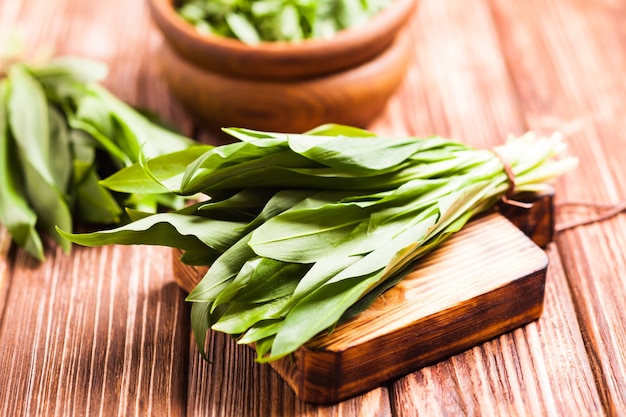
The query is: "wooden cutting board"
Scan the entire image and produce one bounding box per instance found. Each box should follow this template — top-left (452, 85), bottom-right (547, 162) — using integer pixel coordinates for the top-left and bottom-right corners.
top-left (173, 192), bottom-right (554, 404)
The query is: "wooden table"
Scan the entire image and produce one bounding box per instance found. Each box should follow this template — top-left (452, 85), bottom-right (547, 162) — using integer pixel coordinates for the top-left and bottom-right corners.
top-left (0, 0), bottom-right (623, 415)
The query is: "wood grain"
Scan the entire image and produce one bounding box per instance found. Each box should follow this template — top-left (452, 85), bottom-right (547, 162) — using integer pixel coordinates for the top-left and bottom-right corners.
top-left (0, 244), bottom-right (190, 416)
top-left (1, 0), bottom-right (624, 414)
top-left (373, 0), bottom-right (606, 414)
top-left (389, 245), bottom-right (604, 416)
top-left (0, 1), bottom-right (192, 416)
top-left (490, 0), bottom-right (626, 414)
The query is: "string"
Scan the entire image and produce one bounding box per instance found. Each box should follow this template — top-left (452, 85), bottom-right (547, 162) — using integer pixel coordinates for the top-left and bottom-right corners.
top-left (491, 148), bottom-right (534, 209)
top-left (490, 148), bottom-right (625, 232)
top-left (555, 200), bottom-right (626, 232)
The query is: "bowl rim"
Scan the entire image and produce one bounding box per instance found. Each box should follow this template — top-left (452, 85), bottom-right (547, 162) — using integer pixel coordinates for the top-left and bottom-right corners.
top-left (158, 31), bottom-right (411, 132)
top-left (148, 0), bottom-right (418, 80)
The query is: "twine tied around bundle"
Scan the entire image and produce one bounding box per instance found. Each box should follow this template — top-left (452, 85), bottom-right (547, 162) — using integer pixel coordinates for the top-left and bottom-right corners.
top-left (492, 148), bottom-right (626, 232)
top-left (492, 148), bottom-right (534, 209)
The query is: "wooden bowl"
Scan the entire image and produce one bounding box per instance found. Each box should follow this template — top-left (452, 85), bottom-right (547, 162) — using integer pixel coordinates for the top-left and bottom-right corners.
top-left (149, 0), bottom-right (418, 81)
top-left (148, 0), bottom-right (418, 132)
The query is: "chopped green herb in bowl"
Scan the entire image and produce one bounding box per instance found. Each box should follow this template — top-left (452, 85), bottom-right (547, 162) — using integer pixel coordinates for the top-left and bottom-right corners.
top-left (176, 0), bottom-right (393, 43)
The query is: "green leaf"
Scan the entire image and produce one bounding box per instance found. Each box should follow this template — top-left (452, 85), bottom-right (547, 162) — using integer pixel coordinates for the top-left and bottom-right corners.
top-left (57, 212), bottom-right (247, 252)
top-left (69, 106), bottom-right (130, 166)
top-left (27, 56), bottom-right (108, 84)
top-left (249, 201), bottom-right (367, 263)
top-left (263, 273), bottom-right (380, 362)
top-left (20, 156), bottom-right (73, 253)
top-left (187, 234), bottom-right (256, 302)
top-left (276, 5), bottom-right (303, 40)
top-left (212, 296), bottom-right (291, 334)
top-left (181, 143), bottom-right (310, 194)
top-left (73, 162), bottom-right (122, 224)
top-left (238, 319), bottom-right (283, 345)
top-left (89, 84), bottom-right (193, 160)
top-left (304, 123), bottom-right (377, 137)
top-left (0, 79), bottom-right (45, 260)
top-left (47, 105), bottom-right (72, 193)
top-left (213, 257), bottom-right (309, 308)
top-left (190, 302), bottom-right (213, 359)
top-left (7, 64), bottom-right (55, 185)
top-left (179, 248), bottom-right (221, 266)
top-left (101, 145), bottom-right (212, 194)
top-left (7, 68), bottom-right (73, 252)
top-left (241, 189), bottom-right (315, 232)
top-left (287, 134), bottom-right (450, 172)
top-left (226, 12), bottom-right (261, 44)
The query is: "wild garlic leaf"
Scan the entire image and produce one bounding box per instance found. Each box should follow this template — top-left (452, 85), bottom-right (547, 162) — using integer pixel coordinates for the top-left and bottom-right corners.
top-left (211, 256), bottom-right (262, 308)
top-left (0, 54), bottom-right (200, 259)
top-left (287, 134), bottom-right (457, 172)
top-left (69, 114), bottom-right (130, 166)
top-left (176, 0), bottom-right (390, 42)
top-left (47, 105), bottom-right (72, 193)
top-left (276, 5), bottom-right (303, 40)
top-left (264, 273), bottom-right (380, 362)
top-left (213, 257), bottom-right (309, 308)
top-left (186, 234), bottom-right (257, 302)
top-left (101, 145), bottom-right (212, 194)
top-left (7, 66), bottom-right (73, 251)
top-left (90, 84), bottom-right (192, 160)
top-left (0, 79), bottom-right (44, 260)
top-left (179, 248), bottom-right (221, 266)
top-left (27, 56), bottom-right (108, 84)
top-left (264, 214), bottom-right (437, 361)
top-left (241, 189), bottom-right (315, 232)
top-left (304, 123), bottom-right (377, 137)
top-left (7, 64), bottom-right (54, 185)
top-left (249, 202), bottom-right (366, 263)
top-left (20, 158), bottom-right (73, 252)
top-left (221, 127), bottom-right (291, 142)
top-left (58, 212), bottom-right (247, 252)
top-left (212, 296), bottom-right (292, 334)
top-left (327, 211), bottom-right (438, 285)
top-left (190, 302), bottom-right (213, 360)
top-left (73, 162), bottom-right (122, 224)
top-left (182, 149), bottom-right (317, 194)
top-left (198, 188), bottom-right (271, 214)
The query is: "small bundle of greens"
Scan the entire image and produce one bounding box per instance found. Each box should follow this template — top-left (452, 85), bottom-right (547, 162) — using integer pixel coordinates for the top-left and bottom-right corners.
top-left (59, 125), bottom-right (576, 361)
top-left (176, 0), bottom-right (392, 43)
top-left (0, 53), bottom-right (193, 260)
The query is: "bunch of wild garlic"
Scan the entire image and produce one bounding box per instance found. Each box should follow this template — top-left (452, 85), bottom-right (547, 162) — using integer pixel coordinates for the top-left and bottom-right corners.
top-left (0, 54), bottom-right (192, 260)
top-left (60, 124), bottom-right (576, 361)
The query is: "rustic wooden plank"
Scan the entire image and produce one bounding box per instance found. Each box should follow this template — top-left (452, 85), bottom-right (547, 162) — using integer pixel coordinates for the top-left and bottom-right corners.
top-left (372, 0), bottom-right (605, 414)
top-left (2, 0), bottom-right (394, 415)
top-left (186, 330), bottom-right (392, 416)
top-left (490, 0), bottom-right (626, 414)
top-left (0, 244), bottom-right (190, 416)
top-left (371, 0), bottom-right (527, 143)
top-left (1, 0), bottom-right (621, 415)
top-left (390, 245), bottom-right (603, 416)
top-left (0, 0), bottom-right (193, 415)
top-left (0, 226), bottom-right (11, 320)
